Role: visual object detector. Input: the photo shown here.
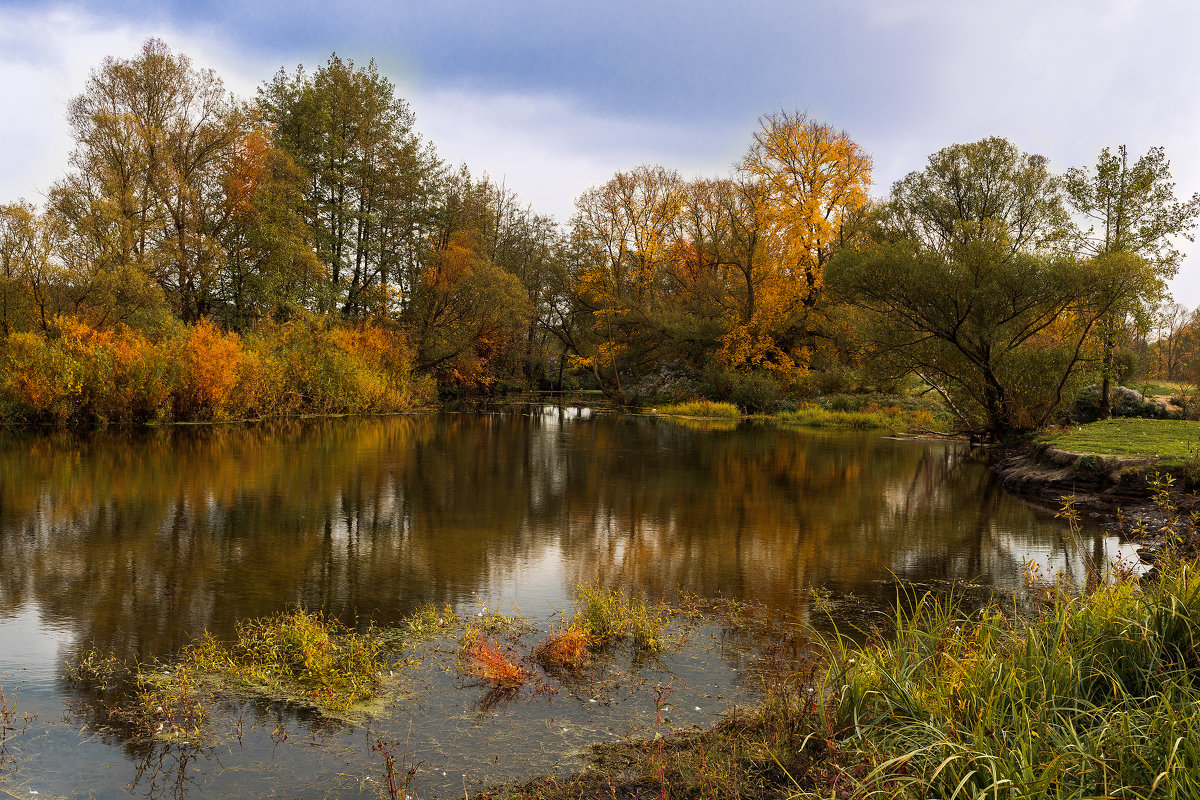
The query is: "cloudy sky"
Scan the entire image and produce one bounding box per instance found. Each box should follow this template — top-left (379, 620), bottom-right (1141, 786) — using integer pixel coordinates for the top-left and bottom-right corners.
top-left (3, 0), bottom-right (1200, 303)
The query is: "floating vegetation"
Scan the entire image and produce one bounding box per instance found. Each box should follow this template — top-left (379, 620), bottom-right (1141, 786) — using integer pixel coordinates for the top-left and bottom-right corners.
top-left (533, 627), bottom-right (593, 674)
top-left (773, 403), bottom-right (935, 431)
top-left (66, 607), bottom-right (386, 740)
top-left (460, 633), bottom-right (530, 690)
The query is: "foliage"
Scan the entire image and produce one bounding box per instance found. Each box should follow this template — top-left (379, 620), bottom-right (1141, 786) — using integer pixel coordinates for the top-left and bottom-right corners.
top-left (1065, 145), bottom-right (1200, 418)
top-left (460, 632), bottom-right (529, 689)
top-left (828, 560), bottom-right (1200, 799)
top-left (832, 138), bottom-right (1141, 439)
top-left (0, 316), bottom-right (432, 426)
top-left (569, 583), bottom-right (668, 654)
top-left (774, 403), bottom-right (935, 432)
top-left (1071, 383), bottom-right (1179, 423)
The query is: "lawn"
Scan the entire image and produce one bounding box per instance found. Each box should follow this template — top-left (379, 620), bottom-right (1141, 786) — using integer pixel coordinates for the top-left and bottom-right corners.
top-left (1044, 418), bottom-right (1200, 466)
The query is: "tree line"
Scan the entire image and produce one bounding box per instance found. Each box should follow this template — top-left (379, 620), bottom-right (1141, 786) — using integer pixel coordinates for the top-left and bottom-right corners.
top-left (1, 39), bottom-right (1197, 437)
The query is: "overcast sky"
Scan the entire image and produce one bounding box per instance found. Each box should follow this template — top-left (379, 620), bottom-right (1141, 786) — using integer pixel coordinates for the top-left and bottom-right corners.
top-left (4, 0), bottom-right (1200, 303)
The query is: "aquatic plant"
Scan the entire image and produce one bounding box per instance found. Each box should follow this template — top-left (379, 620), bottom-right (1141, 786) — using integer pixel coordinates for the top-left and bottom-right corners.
top-left (533, 627), bottom-right (594, 673)
top-left (189, 606), bottom-right (383, 710)
top-left (571, 583), bottom-right (668, 654)
top-left (461, 632), bottom-right (529, 689)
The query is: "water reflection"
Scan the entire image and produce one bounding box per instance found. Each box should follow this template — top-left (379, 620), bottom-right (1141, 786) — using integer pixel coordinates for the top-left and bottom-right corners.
top-left (0, 413), bottom-right (1115, 665)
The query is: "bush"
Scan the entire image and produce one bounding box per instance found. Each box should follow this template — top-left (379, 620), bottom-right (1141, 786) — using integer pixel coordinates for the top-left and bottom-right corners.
top-left (728, 371), bottom-right (783, 414)
top-left (0, 315), bottom-right (433, 426)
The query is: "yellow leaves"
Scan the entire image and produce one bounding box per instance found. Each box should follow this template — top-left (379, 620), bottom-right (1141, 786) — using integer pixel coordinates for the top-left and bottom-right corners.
top-left (742, 110), bottom-right (872, 275)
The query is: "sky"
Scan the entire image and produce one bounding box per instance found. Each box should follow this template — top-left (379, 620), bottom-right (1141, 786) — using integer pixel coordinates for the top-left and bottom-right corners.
top-left (3, 0), bottom-right (1200, 303)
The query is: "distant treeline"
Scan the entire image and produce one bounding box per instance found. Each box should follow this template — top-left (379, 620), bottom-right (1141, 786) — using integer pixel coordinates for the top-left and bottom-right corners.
top-left (1, 39), bottom-right (1197, 434)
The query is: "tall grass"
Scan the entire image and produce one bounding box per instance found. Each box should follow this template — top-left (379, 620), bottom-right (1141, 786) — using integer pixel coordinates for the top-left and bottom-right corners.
top-left (829, 559), bottom-right (1200, 799)
top-left (774, 403), bottom-right (935, 432)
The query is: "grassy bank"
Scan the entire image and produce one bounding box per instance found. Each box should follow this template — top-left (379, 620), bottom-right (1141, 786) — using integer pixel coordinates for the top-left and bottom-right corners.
top-left (1043, 418), bottom-right (1200, 467)
top-left (485, 558), bottom-right (1200, 799)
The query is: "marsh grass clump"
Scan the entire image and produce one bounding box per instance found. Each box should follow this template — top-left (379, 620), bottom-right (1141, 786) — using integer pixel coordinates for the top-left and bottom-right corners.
top-left (653, 400), bottom-right (741, 419)
top-left (404, 601), bottom-right (457, 639)
top-left (571, 583), bottom-right (668, 654)
top-left (185, 607), bottom-right (383, 711)
top-left (461, 631), bottom-right (529, 689)
top-left (532, 627), bottom-right (594, 674)
top-left (70, 607), bottom-right (387, 740)
top-left (773, 403), bottom-right (934, 432)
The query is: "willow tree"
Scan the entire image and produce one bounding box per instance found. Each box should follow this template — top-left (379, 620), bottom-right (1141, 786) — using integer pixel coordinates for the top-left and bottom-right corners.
top-left (832, 138), bottom-right (1143, 439)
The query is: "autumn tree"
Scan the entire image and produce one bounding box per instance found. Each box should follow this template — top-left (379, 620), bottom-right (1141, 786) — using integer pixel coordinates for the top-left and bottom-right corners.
top-left (218, 125), bottom-right (327, 329)
top-left (1065, 145), bottom-right (1200, 416)
top-left (53, 38), bottom-right (243, 323)
top-left (405, 168), bottom-right (533, 388)
top-left (0, 202), bottom-right (44, 336)
top-left (570, 165), bottom-right (685, 399)
top-left (832, 138), bottom-right (1139, 439)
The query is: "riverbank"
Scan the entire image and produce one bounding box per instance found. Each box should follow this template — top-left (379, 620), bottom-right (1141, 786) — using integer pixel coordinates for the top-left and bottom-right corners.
top-left (475, 554), bottom-right (1200, 800)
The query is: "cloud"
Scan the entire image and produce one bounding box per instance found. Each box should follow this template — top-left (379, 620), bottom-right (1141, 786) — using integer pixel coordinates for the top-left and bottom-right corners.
top-left (409, 87), bottom-right (746, 222)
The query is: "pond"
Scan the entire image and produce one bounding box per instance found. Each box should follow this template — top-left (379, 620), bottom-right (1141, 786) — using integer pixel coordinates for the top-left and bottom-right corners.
top-left (0, 410), bottom-right (1132, 798)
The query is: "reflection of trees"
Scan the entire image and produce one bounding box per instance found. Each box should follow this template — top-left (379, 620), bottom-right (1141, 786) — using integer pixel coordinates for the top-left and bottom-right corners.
top-left (0, 414), bottom-right (1075, 664)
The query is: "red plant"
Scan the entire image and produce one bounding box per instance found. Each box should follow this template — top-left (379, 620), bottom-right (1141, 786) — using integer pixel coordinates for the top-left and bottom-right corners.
top-left (464, 635), bottom-right (528, 688)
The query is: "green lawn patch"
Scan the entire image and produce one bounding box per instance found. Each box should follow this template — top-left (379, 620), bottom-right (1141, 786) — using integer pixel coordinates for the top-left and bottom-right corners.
top-left (1043, 418), bottom-right (1200, 466)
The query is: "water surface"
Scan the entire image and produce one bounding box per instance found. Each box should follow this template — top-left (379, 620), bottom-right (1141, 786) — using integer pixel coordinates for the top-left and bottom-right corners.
top-left (0, 411), bottom-right (1126, 798)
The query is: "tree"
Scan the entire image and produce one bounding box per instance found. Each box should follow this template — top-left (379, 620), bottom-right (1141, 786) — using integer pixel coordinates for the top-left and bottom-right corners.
top-left (257, 54), bottom-right (442, 319)
top-left (739, 110), bottom-right (871, 305)
top-left (218, 125), bottom-right (328, 329)
top-left (1065, 145), bottom-right (1200, 416)
top-left (55, 38), bottom-right (243, 323)
top-left (0, 202), bottom-right (43, 336)
top-left (832, 138), bottom-right (1139, 439)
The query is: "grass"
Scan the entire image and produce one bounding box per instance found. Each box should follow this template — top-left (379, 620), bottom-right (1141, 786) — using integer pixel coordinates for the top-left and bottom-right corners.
top-left (1132, 379), bottom-right (1190, 398)
top-left (1043, 418), bottom-right (1200, 466)
top-left (653, 400), bottom-right (742, 419)
top-left (67, 607), bottom-right (386, 740)
top-left (772, 403), bottom-right (936, 432)
top-left (478, 557), bottom-right (1200, 799)
top-left (569, 582), bottom-right (669, 654)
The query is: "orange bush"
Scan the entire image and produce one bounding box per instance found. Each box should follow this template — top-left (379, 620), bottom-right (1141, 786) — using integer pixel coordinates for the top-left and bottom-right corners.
top-left (173, 319), bottom-right (245, 420)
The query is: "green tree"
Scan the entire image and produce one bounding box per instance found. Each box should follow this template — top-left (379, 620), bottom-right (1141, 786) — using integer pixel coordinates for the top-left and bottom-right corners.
top-left (1065, 145), bottom-right (1200, 416)
top-left (832, 138), bottom-right (1138, 439)
top-left (257, 55), bottom-right (442, 319)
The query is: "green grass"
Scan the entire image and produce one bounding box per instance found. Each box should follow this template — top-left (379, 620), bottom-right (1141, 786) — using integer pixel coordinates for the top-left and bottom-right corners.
top-left (653, 400), bottom-right (742, 419)
top-left (1132, 379), bottom-right (1190, 398)
top-left (1044, 418), bottom-right (1200, 466)
top-left (773, 403), bottom-right (936, 432)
